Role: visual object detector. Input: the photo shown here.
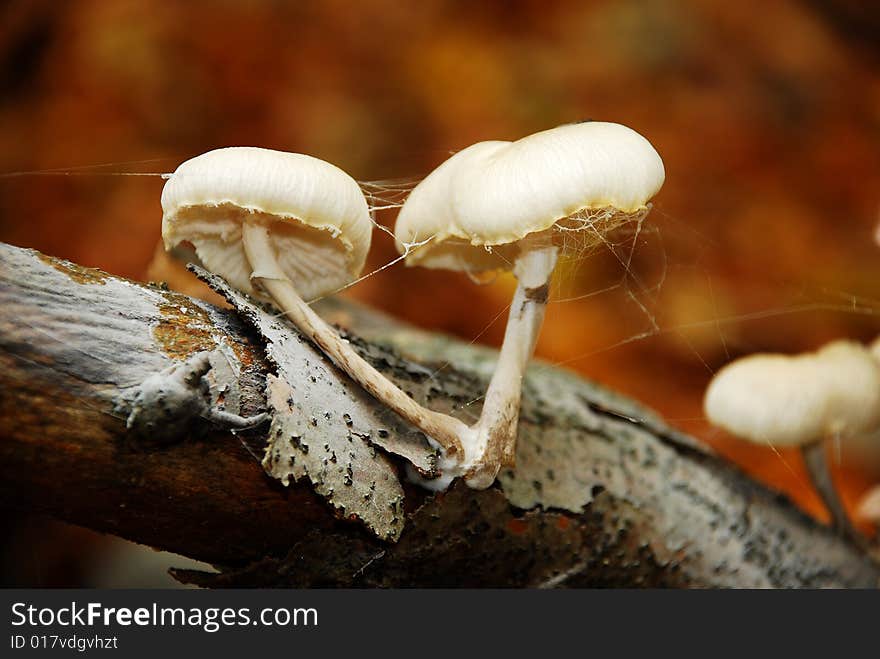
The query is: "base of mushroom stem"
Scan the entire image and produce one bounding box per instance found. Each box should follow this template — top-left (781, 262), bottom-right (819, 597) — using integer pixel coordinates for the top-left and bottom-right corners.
top-left (404, 461), bottom-right (505, 492)
top-left (404, 430), bottom-right (508, 492)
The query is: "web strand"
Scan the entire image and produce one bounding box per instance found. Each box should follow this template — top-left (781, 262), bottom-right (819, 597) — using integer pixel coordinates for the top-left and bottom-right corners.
top-left (6, 158), bottom-right (880, 485)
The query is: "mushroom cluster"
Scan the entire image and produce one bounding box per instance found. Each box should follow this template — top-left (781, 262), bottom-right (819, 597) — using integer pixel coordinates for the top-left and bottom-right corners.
top-left (161, 122), bottom-right (664, 491)
top-left (704, 339), bottom-right (880, 540)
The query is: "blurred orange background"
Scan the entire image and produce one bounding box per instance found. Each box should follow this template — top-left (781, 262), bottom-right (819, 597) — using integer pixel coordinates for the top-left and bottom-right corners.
top-left (2, 0), bottom-right (880, 583)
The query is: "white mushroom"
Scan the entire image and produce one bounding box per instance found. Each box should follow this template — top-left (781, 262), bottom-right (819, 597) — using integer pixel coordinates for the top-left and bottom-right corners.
top-left (162, 147), bottom-right (375, 304)
top-left (704, 340), bottom-right (880, 539)
top-left (162, 147), bottom-right (470, 462)
top-left (395, 122), bottom-right (665, 487)
top-left (856, 485), bottom-right (880, 526)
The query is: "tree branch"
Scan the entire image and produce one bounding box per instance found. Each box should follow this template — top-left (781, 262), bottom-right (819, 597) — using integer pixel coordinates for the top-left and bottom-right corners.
top-left (0, 242), bottom-right (877, 587)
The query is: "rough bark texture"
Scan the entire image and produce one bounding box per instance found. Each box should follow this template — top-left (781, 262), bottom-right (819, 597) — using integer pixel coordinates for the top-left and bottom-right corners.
top-left (1, 242), bottom-right (878, 587)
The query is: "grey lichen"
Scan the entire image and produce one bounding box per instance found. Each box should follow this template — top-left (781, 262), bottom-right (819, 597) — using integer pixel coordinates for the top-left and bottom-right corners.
top-left (197, 267), bottom-right (436, 542)
top-left (499, 363), bottom-right (713, 513)
top-left (121, 350), bottom-right (267, 444)
top-left (264, 374), bottom-right (406, 541)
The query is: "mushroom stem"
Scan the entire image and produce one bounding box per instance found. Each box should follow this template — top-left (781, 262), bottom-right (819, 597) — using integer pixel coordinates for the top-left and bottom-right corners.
top-left (801, 440), bottom-right (863, 544)
top-left (241, 222), bottom-right (467, 458)
top-left (465, 240), bottom-right (559, 488)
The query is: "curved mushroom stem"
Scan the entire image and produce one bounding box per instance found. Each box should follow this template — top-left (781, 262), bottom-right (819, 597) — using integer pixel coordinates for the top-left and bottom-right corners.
top-left (241, 222), bottom-right (467, 459)
top-left (801, 440), bottom-right (864, 546)
top-left (464, 239), bottom-right (559, 488)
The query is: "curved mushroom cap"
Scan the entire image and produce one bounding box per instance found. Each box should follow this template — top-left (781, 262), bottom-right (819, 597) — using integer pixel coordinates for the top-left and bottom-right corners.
top-left (856, 485), bottom-right (880, 524)
top-left (162, 147), bottom-right (372, 301)
top-left (394, 122), bottom-right (664, 272)
top-left (704, 341), bottom-right (880, 448)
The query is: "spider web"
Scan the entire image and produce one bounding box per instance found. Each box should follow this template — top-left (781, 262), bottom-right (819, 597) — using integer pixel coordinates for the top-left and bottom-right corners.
top-left (4, 158), bottom-right (880, 501)
top-left (343, 173), bottom-right (880, 507)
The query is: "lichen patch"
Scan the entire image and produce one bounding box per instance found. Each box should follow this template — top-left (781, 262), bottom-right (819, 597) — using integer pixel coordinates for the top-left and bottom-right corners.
top-left (37, 253), bottom-right (108, 286)
top-left (197, 267), bottom-right (436, 542)
top-left (154, 298), bottom-right (217, 360)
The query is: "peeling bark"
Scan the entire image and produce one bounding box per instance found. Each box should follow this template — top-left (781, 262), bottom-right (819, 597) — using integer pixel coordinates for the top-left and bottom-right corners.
top-left (204, 268), bottom-right (434, 542)
top-left (0, 242), bottom-right (878, 587)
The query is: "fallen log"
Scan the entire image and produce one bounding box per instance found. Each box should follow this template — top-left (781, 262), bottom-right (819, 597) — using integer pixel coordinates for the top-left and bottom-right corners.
top-left (0, 242), bottom-right (877, 587)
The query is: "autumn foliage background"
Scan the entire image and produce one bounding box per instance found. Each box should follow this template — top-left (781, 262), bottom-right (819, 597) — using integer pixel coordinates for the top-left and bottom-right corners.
top-left (2, 0), bottom-right (880, 584)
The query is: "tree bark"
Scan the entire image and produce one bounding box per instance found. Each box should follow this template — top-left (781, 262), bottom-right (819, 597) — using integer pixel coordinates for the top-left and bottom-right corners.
top-left (0, 242), bottom-right (877, 587)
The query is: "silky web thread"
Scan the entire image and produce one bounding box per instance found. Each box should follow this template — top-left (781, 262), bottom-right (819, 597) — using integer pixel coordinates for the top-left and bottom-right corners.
top-left (5, 160), bottom-right (880, 472)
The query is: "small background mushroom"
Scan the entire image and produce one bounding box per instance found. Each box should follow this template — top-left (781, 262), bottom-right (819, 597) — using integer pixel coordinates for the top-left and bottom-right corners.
top-left (704, 340), bottom-right (880, 540)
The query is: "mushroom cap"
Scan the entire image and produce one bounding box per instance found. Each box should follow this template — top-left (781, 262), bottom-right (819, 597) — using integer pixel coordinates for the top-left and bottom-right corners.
top-left (394, 122), bottom-right (665, 272)
top-left (162, 147), bottom-right (372, 302)
top-left (704, 341), bottom-right (880, 447)
top-left (855, 484), bottom-right (880, 524)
